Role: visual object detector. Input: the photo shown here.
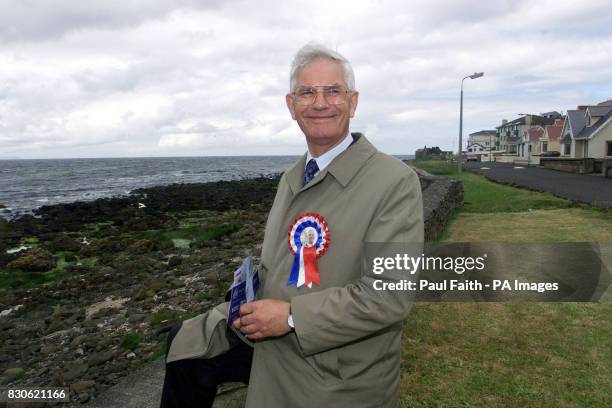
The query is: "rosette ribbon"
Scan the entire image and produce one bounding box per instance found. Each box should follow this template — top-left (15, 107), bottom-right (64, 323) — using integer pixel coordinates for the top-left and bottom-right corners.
top-left (287, 213), bottom-right (330, 288)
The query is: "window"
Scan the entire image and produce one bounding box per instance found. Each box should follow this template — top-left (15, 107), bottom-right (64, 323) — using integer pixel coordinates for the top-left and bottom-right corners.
top-left (542, 142), bottom-right (548, 152)
top-left (607, 141), bottom-right (612, 156)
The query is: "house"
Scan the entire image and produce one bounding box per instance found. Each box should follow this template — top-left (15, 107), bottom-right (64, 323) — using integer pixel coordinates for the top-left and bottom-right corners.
top-left (496, 114), bottom-right (555, 154)
top-left (559, 100), bottom-right (612, 159)
top-left (516, 118), bottom-right (565, 165)
top-left (540, 118), bottom-right (564, 154)
top-left (415, 146), bottom-right (453, 160)
top-left (518, 126), bottom-right (544, 161)
top-left (467, 130), bottom-right (496, 152)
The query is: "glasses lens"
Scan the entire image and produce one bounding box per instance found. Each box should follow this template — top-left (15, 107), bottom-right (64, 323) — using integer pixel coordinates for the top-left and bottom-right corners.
top-left (294, 86), bottom-right (348, 105)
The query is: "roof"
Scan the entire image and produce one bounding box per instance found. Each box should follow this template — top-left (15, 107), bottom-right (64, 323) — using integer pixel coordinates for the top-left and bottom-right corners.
top-left (526, 127), bottom-right (544, 142)
top-left (575, 107), bottom-right (612, 140)
top-left (496, 114), bottom-right (554, 129)
top-left (597, 99), bottom-right (612, 107)
top-left (469, 130), bottom-right (496, 136)
top-left (541, 111), bottom-right (563, 119)
top-left (566, 110), bottom-right (587, 137)
top-left (587, 105), bottom-right (612, 117)
top-left (496, 116), bottom-right (525, 128)
top-left (545, 119), bottom-right (564, 141)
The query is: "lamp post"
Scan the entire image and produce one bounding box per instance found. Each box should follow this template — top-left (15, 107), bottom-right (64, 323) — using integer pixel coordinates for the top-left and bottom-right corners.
top-left (458, 72), bottom-right (484, 173)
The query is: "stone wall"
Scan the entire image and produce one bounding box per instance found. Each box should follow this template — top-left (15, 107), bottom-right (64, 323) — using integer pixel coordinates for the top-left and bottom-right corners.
top-left (540, 158), bottom-right (595, 174)
top-left (407, 164), bottom-right (464, 242)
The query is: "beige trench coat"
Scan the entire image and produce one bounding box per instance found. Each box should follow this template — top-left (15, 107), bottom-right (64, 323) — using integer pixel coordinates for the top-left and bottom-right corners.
top-left (167, 134), bottom-right (424, 407)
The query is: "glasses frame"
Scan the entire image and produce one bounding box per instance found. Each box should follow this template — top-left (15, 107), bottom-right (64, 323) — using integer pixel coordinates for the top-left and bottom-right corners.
top-left (290, 85), bottom-right (352, 106)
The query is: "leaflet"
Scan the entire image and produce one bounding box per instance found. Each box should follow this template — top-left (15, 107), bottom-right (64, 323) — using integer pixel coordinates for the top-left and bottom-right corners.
top-left (227, 256), bottom-right (259, 324)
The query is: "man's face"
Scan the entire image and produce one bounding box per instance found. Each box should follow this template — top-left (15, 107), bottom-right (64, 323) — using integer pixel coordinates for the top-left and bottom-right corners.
top-left (286, 58), bottom-right (358, 153)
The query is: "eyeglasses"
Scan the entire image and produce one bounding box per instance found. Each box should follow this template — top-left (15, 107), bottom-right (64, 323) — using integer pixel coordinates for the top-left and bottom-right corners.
top-left (291, 85), bottom-right (351, 105)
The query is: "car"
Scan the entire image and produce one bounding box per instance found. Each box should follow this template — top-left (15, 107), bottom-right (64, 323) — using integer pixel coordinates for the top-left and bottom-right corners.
top-left (540, 151), bottom-right (560, 157)
top-left (466, 154), bottom-right (479, 162)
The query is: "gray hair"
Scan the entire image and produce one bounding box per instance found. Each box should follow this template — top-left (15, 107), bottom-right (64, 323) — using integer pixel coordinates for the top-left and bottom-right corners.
top-left (289, 42), bottom-right (355, 92)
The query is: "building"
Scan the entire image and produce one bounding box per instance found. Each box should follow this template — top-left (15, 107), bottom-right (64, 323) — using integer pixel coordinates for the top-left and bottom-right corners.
top-left (467, 130), bottom-right (496, 152)
top-left (496, 114), bottom-right (556, 154)
top-left (518, 126), bottom-right (544, 161)
top-left (560, 100), bottom-right (612, 159)
top-left (414, 146), bottom-right (453, 160)
top-left (541, 118), bottom-right (564, 154)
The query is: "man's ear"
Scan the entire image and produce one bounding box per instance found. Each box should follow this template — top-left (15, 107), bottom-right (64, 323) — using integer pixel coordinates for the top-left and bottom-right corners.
top-left (286, 94), bottom-right (297, 120)
top-left (349, 91), bottom-right (359, 118)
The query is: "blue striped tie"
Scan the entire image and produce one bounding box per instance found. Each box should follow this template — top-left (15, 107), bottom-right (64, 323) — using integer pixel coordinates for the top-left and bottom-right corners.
top-left (303, 159), bottom-right (319, 186)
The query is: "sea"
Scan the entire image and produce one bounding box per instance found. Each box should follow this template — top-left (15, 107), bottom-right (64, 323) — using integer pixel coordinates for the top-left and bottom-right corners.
top-left (0, 155), bottom-right (413, 219)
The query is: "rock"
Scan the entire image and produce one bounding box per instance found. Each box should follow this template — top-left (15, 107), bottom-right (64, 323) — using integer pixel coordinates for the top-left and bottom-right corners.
top-left (0, 367), bottom-right (25, 384)
top-left (203, 273), bottom-right (220, 285)
top-left (35, 367), bottom-right (49, 377)
top-left (126, 352), bottom-right (136, 359)
top-left (40, 345), bottom-right (59, 355)
top-left (168, 255), bottom-right (182, 268)
top-left (6, 248), bottom-right (55, 272)
top-left (88, 350), bottom-right (115, 366)
top-left (71, 334), bottom-right (88, 347)
top-left (127, 239), bottom-right (157, 254)
top-left (53, 361), bottom-right (88, 384)
top-left (77, 392), bottom-right (91, 403)
top-left (47, 234), bottom-right (81, 252)
top-left (70, 379), bottom-right (96, 393)
top-left (127, 313), bottom-right (145, 323)
top-left (170, 278), bottom-right (185, 288)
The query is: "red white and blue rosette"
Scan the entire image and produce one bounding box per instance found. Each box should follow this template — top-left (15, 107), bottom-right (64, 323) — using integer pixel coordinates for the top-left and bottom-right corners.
top-left (287, 212), bottom-right (330, 288)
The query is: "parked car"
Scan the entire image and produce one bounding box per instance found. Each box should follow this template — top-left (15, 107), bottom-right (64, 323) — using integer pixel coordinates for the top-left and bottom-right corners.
top-left (466, 154), bottom-right (479, 162)
top-left (541, 151), bottom-right (560, 157)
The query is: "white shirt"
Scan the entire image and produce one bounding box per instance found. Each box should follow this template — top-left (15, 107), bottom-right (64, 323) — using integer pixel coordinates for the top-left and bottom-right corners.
top-left (305, 133), bottom-right (353, 176)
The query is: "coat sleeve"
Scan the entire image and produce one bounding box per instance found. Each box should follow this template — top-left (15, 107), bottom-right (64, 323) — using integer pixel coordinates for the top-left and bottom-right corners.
top-left (290, 168), bottom-right (424, 356)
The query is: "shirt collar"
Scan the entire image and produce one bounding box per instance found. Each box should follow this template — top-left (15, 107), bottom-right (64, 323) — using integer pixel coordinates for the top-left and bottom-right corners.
top-left (305, 132), bottom-right (353, 173)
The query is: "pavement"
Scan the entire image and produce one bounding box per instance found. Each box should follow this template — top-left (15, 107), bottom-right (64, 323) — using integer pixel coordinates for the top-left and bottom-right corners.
top-left (78, 358), bottom-right (247, 408)
top-left (464, 162), bottom-right (612, 208)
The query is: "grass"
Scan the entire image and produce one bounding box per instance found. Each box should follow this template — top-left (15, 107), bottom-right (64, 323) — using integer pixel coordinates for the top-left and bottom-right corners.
top-left (442, 208), bottom-right (612, 242)
top-left (0, 253), bottom-right (98, 289)
top-left (401, 302), bottom-right (612, 407)
top-left (413, 159), bottom-right (572, 213)
top-left (402, 160), bottom-right (612, 407)
top-left (122, 332), bottom-right (143, 351)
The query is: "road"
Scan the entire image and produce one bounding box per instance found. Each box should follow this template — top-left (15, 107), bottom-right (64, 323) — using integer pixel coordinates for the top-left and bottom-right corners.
top-left (464, 162), bottom-right (612, 208)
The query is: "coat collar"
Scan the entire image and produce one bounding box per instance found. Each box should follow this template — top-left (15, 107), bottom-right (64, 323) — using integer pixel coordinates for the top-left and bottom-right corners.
top-left (285, 132), bottom-right (377, 195)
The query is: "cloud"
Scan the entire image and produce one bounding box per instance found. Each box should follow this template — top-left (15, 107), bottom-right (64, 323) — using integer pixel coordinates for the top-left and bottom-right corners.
top-left (1, 0), bottom-right (611, 158)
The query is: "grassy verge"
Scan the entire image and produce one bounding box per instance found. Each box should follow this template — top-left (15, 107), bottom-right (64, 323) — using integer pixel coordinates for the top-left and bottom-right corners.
top-left (401, 161), bottom-right (612, 407)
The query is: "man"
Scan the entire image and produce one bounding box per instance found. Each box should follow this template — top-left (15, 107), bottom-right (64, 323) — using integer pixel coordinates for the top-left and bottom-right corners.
top-left (161, 42), bottom-right (423, 408)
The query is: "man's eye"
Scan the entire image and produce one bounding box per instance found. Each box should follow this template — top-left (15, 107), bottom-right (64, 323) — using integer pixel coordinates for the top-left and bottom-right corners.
top-left (327, 88), bottom-right (341, 95)
top-left (298, 89), bottom-right (315, 96)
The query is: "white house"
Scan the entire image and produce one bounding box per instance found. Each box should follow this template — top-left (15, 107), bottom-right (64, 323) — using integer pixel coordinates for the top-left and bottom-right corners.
top-left (560, 100), bottom-right (612, 159)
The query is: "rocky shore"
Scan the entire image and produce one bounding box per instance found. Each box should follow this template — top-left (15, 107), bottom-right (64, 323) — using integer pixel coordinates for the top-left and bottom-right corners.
top-left (0, 177), bottom-right (278, 405)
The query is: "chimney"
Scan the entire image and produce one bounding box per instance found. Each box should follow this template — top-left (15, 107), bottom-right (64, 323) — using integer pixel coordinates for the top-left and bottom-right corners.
top-left (502, 119), bottom-right (508, 125)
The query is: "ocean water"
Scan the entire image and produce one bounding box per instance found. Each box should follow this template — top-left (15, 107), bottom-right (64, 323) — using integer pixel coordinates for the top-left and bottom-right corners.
top-left (0, 155), bottom-right (413, 219)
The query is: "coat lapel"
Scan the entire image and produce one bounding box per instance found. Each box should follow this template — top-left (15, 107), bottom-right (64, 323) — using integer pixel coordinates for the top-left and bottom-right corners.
top-left (284, 133), bottom-right (377, 195)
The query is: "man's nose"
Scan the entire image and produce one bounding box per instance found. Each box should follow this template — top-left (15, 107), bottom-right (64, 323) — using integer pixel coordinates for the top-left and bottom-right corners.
top-left (311, 90), bottom-right (330, 109)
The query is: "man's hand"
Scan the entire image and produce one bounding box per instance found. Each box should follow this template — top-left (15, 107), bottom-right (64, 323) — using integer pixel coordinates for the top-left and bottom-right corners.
top-left (232, 299), bottom-right (291, 341)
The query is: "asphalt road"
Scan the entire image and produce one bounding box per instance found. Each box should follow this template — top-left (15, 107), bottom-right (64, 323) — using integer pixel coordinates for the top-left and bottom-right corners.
top-left (464, 162), bottom-right (612, 208)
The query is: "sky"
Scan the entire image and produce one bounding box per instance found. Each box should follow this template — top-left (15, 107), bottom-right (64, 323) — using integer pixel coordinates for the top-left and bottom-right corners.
top-left (1, 0), bottom-right (612, 159)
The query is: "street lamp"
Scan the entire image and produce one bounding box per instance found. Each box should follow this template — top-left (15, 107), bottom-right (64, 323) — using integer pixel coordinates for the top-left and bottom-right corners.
top-left (458, 71), bottom-right (484, 173)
